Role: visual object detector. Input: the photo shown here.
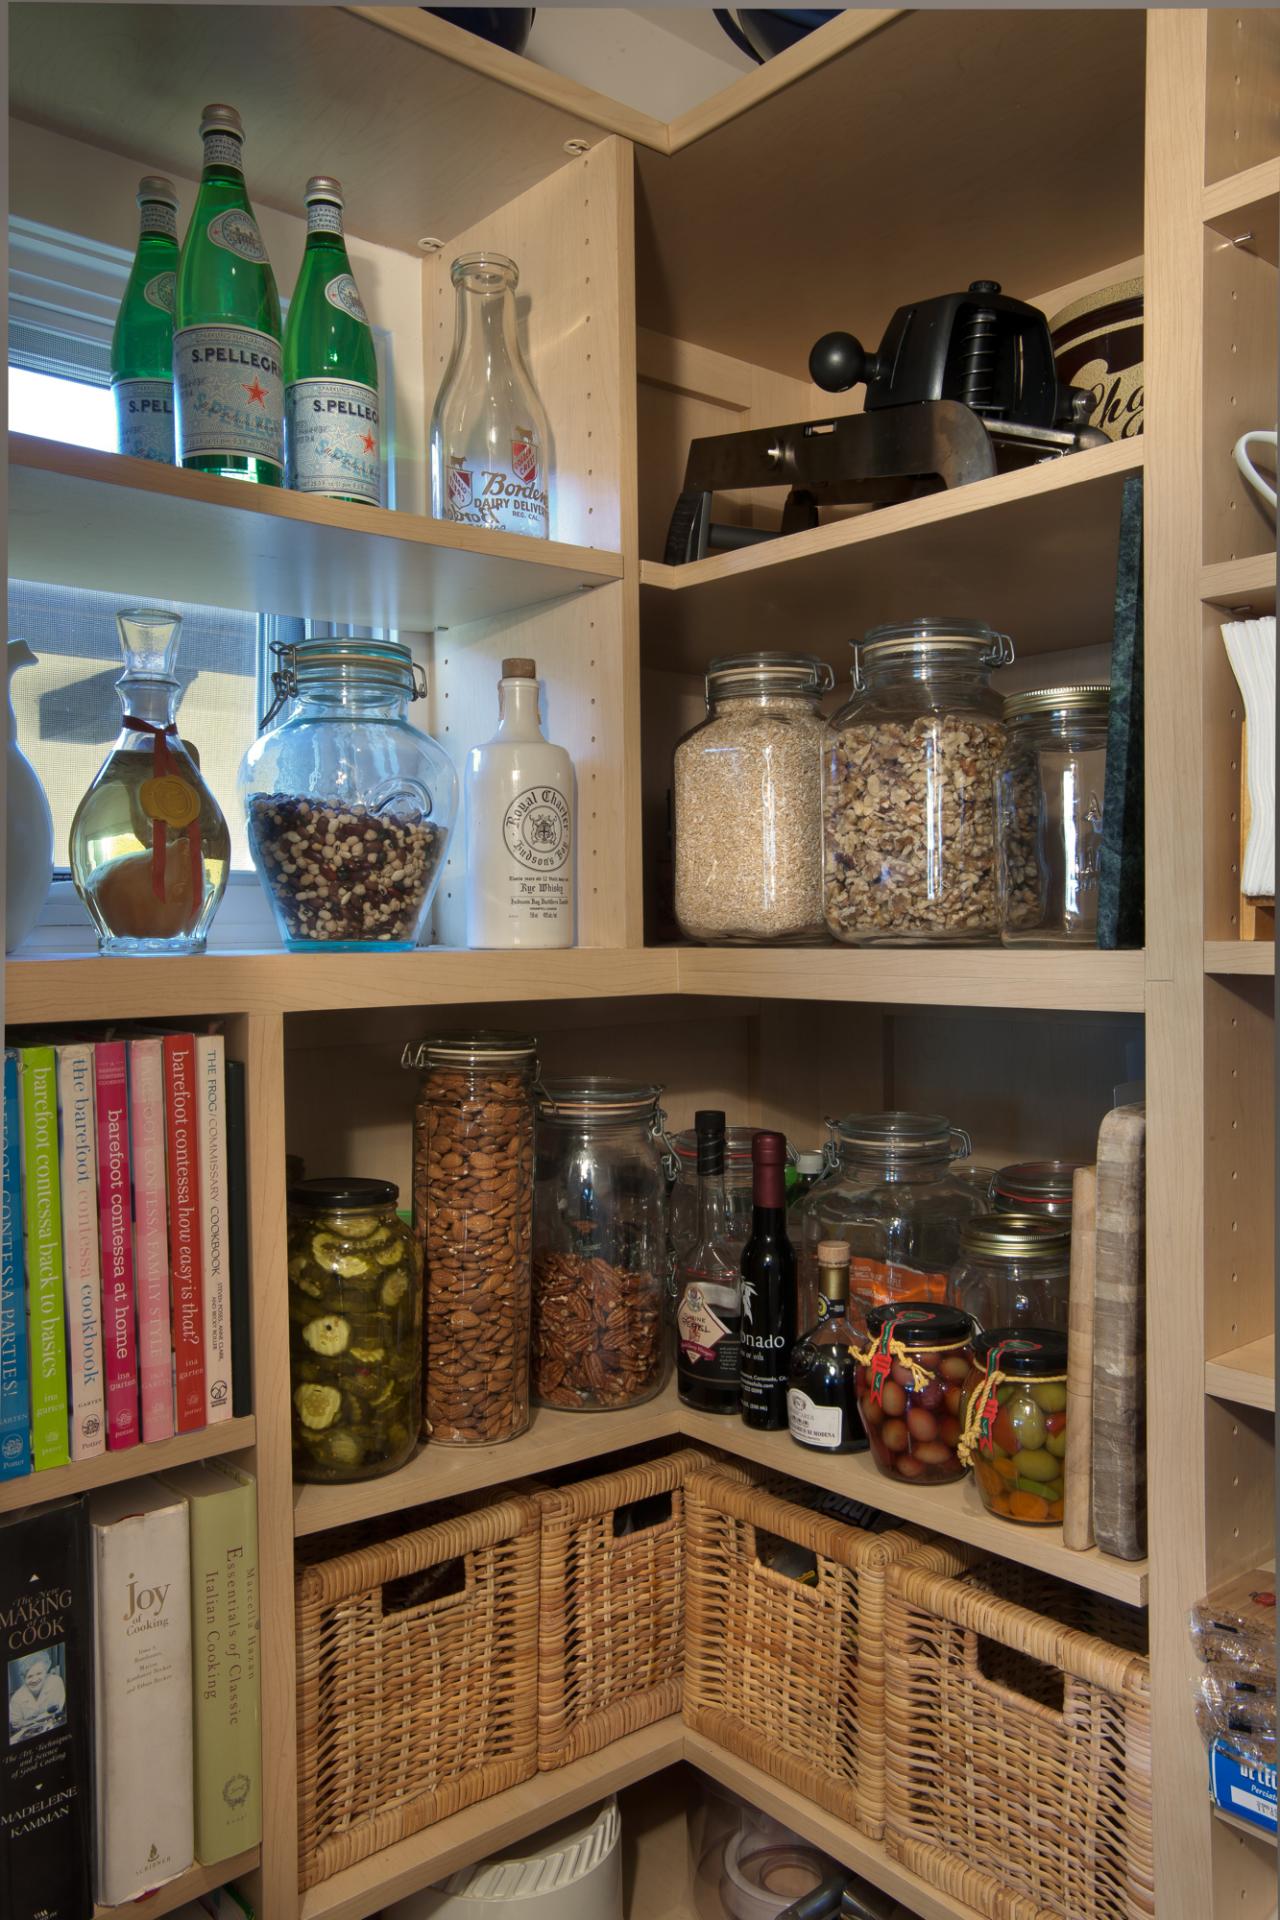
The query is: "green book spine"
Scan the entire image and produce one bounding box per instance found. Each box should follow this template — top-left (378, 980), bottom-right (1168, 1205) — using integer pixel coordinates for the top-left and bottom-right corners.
top-left (19, 1048), bottom-right (70, 1469)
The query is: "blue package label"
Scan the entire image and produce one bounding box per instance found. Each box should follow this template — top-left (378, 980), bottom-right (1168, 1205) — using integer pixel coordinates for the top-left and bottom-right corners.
top-left (1211, 1738), bottom-right (1277, 1834)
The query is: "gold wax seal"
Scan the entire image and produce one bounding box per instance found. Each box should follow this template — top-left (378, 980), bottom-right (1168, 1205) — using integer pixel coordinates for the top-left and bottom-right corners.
top-left (141, 775), bottom-right (200, 829)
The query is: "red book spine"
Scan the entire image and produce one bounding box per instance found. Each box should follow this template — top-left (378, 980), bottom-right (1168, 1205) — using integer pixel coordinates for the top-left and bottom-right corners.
top-left (164, 1034), bottom-right (206, 1432)
top-left (94, 1041), bottom-right (139, 1450)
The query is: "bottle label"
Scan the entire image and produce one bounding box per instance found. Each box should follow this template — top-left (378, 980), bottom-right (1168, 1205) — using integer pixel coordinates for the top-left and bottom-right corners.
top-left (325, 273), bottom-right (368, 324)
top-left (503, 787), bottom-right (571, 878)
top-left (442, 444), bottom-right (548, 537)
top-left (285, 378), bottom-right (380, 502)
top-left (173, 324), bottom-right (284, 469)
top-left (140, 203), bottom-right (178, 239)
top-left (206, 208), bottom-right (268, 263)
top-left (202, 132), bottom-right (245, 173)
top-left (308, 202), bottom-right (344, 236)
top-left (144, 272), bottom-right (175, 314)
top-left (786, 1388), bottom-right (845, 1449)
top-left (141, 775), bottom-right (200, 829)
top-left (113, 380), bottom-right (175, 463)
top-left (677, 1279), bottom-right (740, 1377)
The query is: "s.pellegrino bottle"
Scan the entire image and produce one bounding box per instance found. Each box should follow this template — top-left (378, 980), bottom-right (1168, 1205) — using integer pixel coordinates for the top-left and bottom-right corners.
top-left (111, 176), bottom-right (178, 463)
top-left (430, 251), bottom-right (550, 539)
top-left (676, 1110), bottom-right (742, 1414)
top-left (786, 1240), bottom-right (864, 1453)
top-left (173, 103), bottom-right (284, 485)
top-left (739, 1130), bottom-right (797, 1430)
top-left (283, 177), bottom-right (381, 506)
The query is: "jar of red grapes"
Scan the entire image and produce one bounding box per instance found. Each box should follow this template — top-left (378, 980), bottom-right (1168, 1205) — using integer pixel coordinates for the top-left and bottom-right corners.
top-left (855, 1302), bottom-right (976, 1485)
top-left (958, 1327), bottom-right (1069, 1524)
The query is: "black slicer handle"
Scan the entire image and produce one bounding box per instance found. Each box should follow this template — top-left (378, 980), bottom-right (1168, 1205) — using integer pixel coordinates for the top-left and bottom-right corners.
top-left (809, 331), bottom-right (881, 394)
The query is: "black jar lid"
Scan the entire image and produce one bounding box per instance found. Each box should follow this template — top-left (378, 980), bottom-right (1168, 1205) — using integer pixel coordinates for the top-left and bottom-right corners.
top-left (973, 1326), bottom-right (1068, 1374)
top-left (864, 1302), bottom-right (974, 1346)
top-left (289, 1176), bottom-right (399, 1211)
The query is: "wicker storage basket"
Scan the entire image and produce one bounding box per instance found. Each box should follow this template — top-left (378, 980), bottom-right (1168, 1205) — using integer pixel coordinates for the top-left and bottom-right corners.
top-left (295, 1493), bottom-right (540, 1889)
top-left (683, 1467), bottom-right (963, 1838)
top-left (882, 1559), bottom-right (1153, 1920)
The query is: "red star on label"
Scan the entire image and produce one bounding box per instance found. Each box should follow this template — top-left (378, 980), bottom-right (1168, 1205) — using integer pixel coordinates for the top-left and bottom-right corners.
top-left (243, 378), bottom-right (268, 406)
top-left (361, 431), bottom-right (376, 454)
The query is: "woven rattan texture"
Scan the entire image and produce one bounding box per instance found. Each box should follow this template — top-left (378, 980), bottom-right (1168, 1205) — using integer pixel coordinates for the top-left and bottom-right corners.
top-left (295, 1494), bottom-right (540, 1889)
top-left (882, 1559), bottom-right (1153, 1920)
top-left (683, 1468), bottom-right (964, 1838)
top-left (536, 1448), bottom-right (742, 1768)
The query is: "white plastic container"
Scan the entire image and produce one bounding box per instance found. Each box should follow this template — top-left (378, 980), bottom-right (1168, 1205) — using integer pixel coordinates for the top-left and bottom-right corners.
top-left (463, 656), bottom-right (574, 949)
top-left (385, 1797), bottom-right (620, 1920)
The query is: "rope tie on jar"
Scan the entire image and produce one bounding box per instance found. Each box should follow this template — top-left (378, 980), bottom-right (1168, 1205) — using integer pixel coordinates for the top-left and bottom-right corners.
top-left (852, 1315), bottom-right (969, 1407)
top-left (122, 715), bottom-right (204, 903)
top-left (956, 1338), bottom-right (1061, 1466)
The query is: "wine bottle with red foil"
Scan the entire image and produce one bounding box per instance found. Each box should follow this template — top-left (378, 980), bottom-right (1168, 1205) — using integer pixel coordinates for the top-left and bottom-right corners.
top-left (739, 1129), bottom-right (796, 1430)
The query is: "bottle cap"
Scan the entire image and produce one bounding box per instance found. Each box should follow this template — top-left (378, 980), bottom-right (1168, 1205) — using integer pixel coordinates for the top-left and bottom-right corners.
top-left (795, 1150), bottom-right (826, 1177)
top-left (200, 103), bottom-right (244, 140)
top-left (305, 176), bottom-right (344, 207)
top-left (752, 1130), bottom-right (787, 1166)
top-left (502, 657), bottom-right (537, 680)
top-left (137, 175), bottom-right (179, 210)
top-left (816, 1241), bottom-right (851, 1267)
top-left (695, 1108), bottom-right (726, 1177)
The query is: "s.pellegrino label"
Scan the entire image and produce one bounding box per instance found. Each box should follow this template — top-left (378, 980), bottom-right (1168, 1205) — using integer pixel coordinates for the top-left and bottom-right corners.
top-left (285, 379), bottom-right (380, 503)
top-left (174, 324), bottom-right (284, 470)
top-left (114, 381), bottom-right (175, 463)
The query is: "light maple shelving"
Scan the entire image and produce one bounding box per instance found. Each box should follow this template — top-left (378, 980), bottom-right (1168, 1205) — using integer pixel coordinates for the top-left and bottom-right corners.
top-left (4, 9), bottom-right (1277, 1920)
top-left (0, 1416), bottom-right (256, 1516)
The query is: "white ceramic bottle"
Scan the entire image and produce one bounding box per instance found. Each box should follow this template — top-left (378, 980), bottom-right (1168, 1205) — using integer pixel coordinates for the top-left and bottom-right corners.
top-left (5, 640), bottom-right (55, 953)
top-left (464, 658), bottom-right (574, 948)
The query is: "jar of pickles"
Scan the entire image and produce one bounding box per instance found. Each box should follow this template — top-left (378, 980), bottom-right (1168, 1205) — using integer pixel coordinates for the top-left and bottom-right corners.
top-left (532, 1079), bottom-right (668, 1410)
top-left (854, 1302), bottom-right (976, 1485)
top-left (287, 1177), bottom-right (421, 1482)
top-left (992, 1159), bottom-right (1082, 1222)
top-left (959, 1327), bottom-right (1069, 1524)
top-left (948, 1216), bottom-right (1071, 1333)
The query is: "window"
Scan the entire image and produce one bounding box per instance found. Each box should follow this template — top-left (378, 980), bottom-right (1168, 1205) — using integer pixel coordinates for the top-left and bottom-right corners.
top-left (9, 368), bottom-right (115, 451)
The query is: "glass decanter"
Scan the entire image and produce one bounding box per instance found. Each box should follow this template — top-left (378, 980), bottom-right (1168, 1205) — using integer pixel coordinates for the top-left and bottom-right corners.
top-left (429, 251), bottom-right (551, 539)
top-left (69, 607), bottom-right (230, 954)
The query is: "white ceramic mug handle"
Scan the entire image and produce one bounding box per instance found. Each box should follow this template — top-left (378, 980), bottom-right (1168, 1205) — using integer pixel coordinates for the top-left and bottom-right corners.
top-left (1233, 429), bottom-right (1278, 508)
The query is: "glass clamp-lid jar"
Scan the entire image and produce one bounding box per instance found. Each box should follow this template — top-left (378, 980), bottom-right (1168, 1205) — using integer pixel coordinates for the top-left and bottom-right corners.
top-left (240, 637), bottom-right (458, 950)
top-left (992, 1158), bottom-right (1083, 1222)
top-left (823, 618), bottom-right (1014, 945)
top-left (533, 1078), bottom-right (669, 1411)
top-left (409, 1031), bottom-right (538, 1445)
top-left (287, 1177), bottom-right (421, 1482)
top-left (948, 1215), bottom-right (1072, 1333)
top-left (673, 652), bottom-right (834, 945)
top-left (666, 1123), bottom-right (763, 1315)
top-left (855, 1302), bottom-right (976, 1485)
top-left (997, 684), bottom-right (1110, 945)
top-left (959, 1326), bottom-right (1069, 1524)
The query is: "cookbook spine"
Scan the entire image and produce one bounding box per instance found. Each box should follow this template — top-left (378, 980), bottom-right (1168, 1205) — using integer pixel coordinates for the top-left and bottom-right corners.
top-left (0, 1053), bottom-right (32, 1479)
top-left (165, 1035), bottom-right (206, 1432)
top-left (196, 1036), bottom-right (231, 1423)
top-left (94, 1041), bottom-right (139, 1450)
top-left (56, 1046), bottom-right (107, 1461)
top-left (225, 1060), bottom-right (252, 1419)
top-left (130, 1038), bottom-right (175, 1443)
top-left (18, 1047), bottom-right (69, 1470)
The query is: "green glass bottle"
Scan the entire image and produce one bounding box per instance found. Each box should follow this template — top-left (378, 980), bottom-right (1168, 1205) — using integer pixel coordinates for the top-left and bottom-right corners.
top-left (284, 177), bottom-right (381, 506)
top-left (111, 175), bottom-right (178, 464)
top-left (173, 103), bottom-right (283, 485)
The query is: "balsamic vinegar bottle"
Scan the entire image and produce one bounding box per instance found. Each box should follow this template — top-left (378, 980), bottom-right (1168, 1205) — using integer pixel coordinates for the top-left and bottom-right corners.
top-left (739, 1129), bottom-right (796, 1430)
top-left (675, 1109), bottom-right (742, 1413)
top-left (786, 1239), bottom-right (865, 1453)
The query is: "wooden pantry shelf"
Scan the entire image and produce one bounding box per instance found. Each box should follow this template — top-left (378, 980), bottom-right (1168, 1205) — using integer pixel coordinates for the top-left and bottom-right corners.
top-left (1205, 942), bottom-right (1276, 976)
top-left (1203, 157), bottom-right (1280, 266)
top-left (675, 944), bottom-right (1147, 1014)
top-left (640, 439), bottom-right (1142, 670)
top-left (8, 436), bottom-right (620, 634)
top-left (4, 946), bottom-right (676, 1025)
top-left (1201, 550), bottom-right (1277, 613)
top-left (677, 1402), bottom-right (1148, 1605)
top-left (1206, 1335), bottom-right (1276, 1412)
top-left (0, 1416), bottom-right (256, 1515)
top-left (95, 1849), bottom-right (261, 1920)
top-left (298, 1716), bottom-right (686, 1920)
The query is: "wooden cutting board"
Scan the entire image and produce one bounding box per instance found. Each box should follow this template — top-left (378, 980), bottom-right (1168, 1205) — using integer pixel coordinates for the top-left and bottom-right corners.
top-left (1092, 1104), bottom-right (1147, 1560)
top-left (1063, 1164), bottom-right (1097, 1551)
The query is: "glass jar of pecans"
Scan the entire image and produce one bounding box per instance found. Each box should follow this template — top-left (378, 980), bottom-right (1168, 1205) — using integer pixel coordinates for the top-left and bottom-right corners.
top-left (532, 1079), bottom-right (668, 1410)
top-left (823, 619), bottom-right (1013, 945)
top-left (408, 1031), bottom-right (537, 1444)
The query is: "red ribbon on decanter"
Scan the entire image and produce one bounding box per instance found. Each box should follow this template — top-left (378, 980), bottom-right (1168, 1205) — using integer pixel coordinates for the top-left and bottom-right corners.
top-left (123, 717), bottom-right (204, 905)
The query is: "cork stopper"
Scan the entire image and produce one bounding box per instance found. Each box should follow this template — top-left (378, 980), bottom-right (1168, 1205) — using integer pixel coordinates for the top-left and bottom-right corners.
top-left (502, 657), bottom-right (536, 680)
top-left (816, 1241), bottom-right (851, 1267)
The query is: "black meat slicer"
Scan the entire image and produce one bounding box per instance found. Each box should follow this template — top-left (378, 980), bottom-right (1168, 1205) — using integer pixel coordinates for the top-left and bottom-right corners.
top-left (663, 279), bottom-right (1109, 565)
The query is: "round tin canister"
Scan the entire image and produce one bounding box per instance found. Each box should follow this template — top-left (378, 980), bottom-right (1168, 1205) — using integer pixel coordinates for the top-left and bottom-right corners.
top-left (1050, 276), bottom-right (1143, 442)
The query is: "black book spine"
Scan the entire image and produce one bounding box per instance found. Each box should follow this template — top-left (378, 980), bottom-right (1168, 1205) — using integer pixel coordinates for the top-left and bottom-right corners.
top-left (0, 1496), bottom-right (93, 1920)
top-left (225, 1057), bottom-right (253, 1418)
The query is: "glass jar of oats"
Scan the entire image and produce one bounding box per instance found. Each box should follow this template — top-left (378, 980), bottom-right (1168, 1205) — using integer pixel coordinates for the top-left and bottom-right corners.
top-left (673, 652), bottom-right (833, 944)
top-left (823, 619), bottom-right (1013, 945)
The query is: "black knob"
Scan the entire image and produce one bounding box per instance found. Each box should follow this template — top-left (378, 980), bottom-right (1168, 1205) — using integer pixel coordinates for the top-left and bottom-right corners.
top-left (809, 331), bottom-right (871, 393)
top-left (968, 280), bottom-right (1001, 294)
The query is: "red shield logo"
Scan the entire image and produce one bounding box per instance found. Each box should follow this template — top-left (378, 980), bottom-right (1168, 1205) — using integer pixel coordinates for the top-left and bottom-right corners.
top-left (512, 438), bottom-right (538, 485)
top-left (447, 462), bottom-right (473, 509)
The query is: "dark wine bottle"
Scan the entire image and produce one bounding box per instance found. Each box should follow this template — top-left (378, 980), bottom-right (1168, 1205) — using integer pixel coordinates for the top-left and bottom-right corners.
top-left (739, 1130), bottom-right (796, 1430)
top-left (676, 1110), bottom-right (742, 1413)
top-left (786, 1239), bottom-right (865, 1453)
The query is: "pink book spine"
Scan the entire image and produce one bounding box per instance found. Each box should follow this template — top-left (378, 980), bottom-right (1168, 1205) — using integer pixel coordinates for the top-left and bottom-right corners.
top-left (129, 1038), bottom-right (174, 1443)
top-left (94, 1041), bottom-right (140, 1450)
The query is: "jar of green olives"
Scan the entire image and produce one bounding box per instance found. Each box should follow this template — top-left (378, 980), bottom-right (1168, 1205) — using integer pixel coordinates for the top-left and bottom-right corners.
top-left (958, 1326), bottom-right (1069, 1524)
top-left (288, 1177), bottom-right (422, 1482)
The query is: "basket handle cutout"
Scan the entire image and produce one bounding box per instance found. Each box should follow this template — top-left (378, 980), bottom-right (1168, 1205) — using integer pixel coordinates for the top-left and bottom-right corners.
top-left (753, 1527), bottom-right (819, 1586)
top-left (610, 1488), bottom-right (673, 1540)
top-left (381, 1553), bottom-right (467, 1617)
top-left (972, 1630), bottom-right (1066, 1717)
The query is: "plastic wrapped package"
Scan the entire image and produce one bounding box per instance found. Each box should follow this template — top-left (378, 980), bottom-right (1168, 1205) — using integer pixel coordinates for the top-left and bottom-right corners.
top-left (1196, 1668), bottom-right (1276, 1765)
top-left (1190, 1567), bottom-right (1277, 1679)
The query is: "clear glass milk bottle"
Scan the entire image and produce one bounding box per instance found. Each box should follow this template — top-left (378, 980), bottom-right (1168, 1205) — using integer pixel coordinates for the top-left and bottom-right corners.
top-left (429, 251), bottom-right (551, 539)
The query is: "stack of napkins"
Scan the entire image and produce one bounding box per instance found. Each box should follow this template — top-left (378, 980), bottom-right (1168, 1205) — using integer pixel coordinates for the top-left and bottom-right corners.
top-left (1221, 616), bottom-right (1276, 898)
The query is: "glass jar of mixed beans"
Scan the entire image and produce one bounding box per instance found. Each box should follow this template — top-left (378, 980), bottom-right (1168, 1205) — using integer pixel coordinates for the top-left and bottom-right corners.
top-left (959, 1327), bottom-right (1069, 1525)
